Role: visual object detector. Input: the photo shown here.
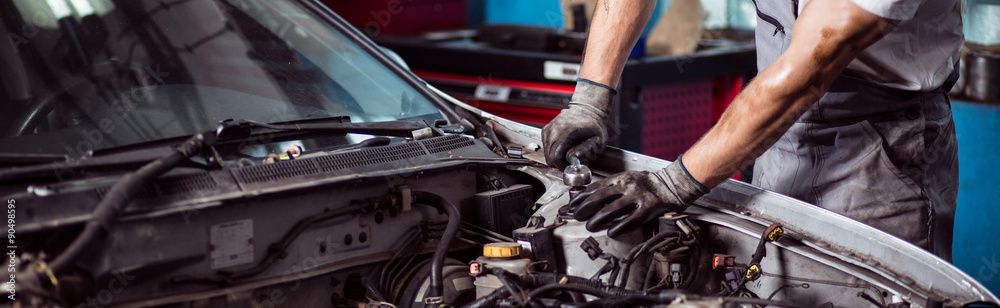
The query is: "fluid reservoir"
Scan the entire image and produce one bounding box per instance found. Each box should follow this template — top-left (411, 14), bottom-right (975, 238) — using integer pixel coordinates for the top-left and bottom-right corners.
top-left (474, 242), bottom-right (532, 298)
top-left (552, 218), bottom-right (647, 289)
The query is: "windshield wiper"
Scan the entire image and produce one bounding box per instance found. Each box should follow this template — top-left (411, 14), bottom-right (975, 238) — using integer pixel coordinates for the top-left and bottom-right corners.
top-left (0, 146), bottom-right (181, 182)
top-left (215, 118), bottom-right (435, 141)
top-left (0, 118), bottom-right (438, 182)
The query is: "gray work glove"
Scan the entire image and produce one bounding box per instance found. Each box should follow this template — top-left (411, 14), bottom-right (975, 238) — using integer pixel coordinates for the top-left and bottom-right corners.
top-left (542, 79), bottom-right (615, 170)
top-left (571, 156), bottom-right (709, 238)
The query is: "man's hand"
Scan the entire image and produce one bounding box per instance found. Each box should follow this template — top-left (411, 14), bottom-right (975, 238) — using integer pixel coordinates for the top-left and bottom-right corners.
top-left (542, 80), bottom-right (615, 170)
top-left (543, 0), bottom-right (656, 168)
top-left (571, 157), bottom-right (708, 238)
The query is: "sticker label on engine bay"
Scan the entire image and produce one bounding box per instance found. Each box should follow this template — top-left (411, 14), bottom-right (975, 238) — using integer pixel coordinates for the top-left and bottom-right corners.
top-left (209, 219), bottom-right (254, 270)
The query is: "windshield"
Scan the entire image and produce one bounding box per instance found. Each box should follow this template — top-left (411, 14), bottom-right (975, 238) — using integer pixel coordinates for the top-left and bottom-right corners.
top-left (0, 0), bottom-right (441, 157)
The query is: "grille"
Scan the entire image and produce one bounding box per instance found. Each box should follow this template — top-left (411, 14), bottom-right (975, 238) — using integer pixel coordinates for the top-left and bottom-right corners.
top-left (422, 134), bottom-right (475, 153)
top-left (315, 142), bottom-right (426, 171)
top-left (234, 135), bottom-right (472, 185)
top-left (93, 135), bottom-right (477, 195)
top-left (95, 172), bottom-right (219, 199)
top-left (234, 159), bottom-right (320, 184)
top-left (156, 172), bottom-right (219, 195)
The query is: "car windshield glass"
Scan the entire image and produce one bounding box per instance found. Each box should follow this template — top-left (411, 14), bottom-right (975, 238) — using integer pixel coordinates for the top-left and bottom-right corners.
top-left (0, 0), bottom-right (441, 157)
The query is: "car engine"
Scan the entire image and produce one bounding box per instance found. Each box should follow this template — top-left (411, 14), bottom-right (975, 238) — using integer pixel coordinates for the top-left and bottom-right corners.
top-left (2, 117), bottom-right (997, 308)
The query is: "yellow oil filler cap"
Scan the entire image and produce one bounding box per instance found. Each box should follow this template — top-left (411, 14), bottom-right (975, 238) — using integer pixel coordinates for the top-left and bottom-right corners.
top-left (483, 242), bottom-right (521, 258)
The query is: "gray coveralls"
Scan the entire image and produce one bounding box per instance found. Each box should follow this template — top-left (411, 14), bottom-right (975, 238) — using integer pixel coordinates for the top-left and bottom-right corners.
top-left (749, 0), bottom-right (959, 261)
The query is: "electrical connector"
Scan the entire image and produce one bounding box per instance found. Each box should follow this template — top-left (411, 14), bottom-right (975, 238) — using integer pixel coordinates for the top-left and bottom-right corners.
top-left (712, 254), bottom-right (736, 270)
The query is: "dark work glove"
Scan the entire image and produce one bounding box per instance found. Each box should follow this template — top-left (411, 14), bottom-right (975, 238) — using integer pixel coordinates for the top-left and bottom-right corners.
top-left (542, 79), bottom-right (615, 170)
top-left (572, 156), bottom-right (709, 238)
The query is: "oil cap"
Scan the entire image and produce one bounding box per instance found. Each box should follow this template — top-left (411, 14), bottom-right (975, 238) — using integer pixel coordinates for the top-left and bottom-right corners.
top-left (483, 242), bottom-right (521, 258)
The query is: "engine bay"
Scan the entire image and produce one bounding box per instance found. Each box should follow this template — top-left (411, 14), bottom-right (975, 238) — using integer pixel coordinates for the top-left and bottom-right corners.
top-left (2, 120), bottom-right (997, 308)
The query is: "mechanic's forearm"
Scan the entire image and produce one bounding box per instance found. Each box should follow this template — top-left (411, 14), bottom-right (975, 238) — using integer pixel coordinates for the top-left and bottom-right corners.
top-left (578, 0), bottom-right (657, 89)
top-left (682, 59), bottom-right (823, 188)
top-left (679, 0), bottom-right (893, 189)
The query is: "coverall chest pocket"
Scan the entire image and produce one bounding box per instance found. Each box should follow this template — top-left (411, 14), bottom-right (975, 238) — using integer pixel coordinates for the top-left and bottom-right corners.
top-left (752, 0), bottom-right (787, 37)
top-left (752, 0), bottom-right (796, 68)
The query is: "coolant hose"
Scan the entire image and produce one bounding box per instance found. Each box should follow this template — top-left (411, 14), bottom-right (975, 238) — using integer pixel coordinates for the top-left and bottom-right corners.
top-left (525, 283), bottom-right (612, 299)
top-left (577, 295), bottom-right (659, 308)
top-left (618, 231), bottom-right (682, 288)
top-left (412, 191), bottom-right (461, 300)
top-left (462, 288), bottom-right (509, 308)
top-left (49, 131), bottom-right (213, 274)
top-left (463, 272), bottom-right (644, 308)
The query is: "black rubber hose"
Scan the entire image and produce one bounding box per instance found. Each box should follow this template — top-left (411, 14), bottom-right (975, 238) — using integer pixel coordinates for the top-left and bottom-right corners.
top-left (523, 272), bottom-right (590, 288)
top-left (462, 287), bottom-right (509, 308)
top-left (465, 272), bottom-right (644, 308)
top-left (619, 231), bottom-right (681, 288)
top-left (643, 258), bottom-right (657, 291)
top-left (680, 243), bottom-right (700, 289)
top-left (525, 283), bottom-right (612, 300)
top-left (412, 191), bottom-right (461, 299)
top-left (523, 272), bottom-right (642, 297)
top-left (577, 295), bottom-right (658, 308)
top-left (607, 258), bottom-right (621, 288)
top-left (49, 131), bottom-right (213, 273)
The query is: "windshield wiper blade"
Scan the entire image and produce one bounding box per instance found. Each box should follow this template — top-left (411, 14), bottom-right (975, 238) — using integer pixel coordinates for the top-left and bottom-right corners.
top-left (0, 147), bottom-right (176, 182)
top-left (215, 118), bottom-right (435, 141)
top-left (0, 153), bottom-right (69, 165)
top-left (0, 119), bottom-right (439, 181)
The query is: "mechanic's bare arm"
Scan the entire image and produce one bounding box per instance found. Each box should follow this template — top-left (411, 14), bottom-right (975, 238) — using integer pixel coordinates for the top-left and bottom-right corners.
top-left (540, 0), bottom-right (658, 169)
top-left (683, 0), bottom-right (896, 188)
top-left (579, 0), bottom-right (657, 88)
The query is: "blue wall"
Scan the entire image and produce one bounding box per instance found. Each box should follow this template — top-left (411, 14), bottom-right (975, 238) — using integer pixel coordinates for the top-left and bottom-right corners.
top-left (952, 100), bottom-right (1000, 297)
top-left (484, 0), bottom-right (564, 28)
